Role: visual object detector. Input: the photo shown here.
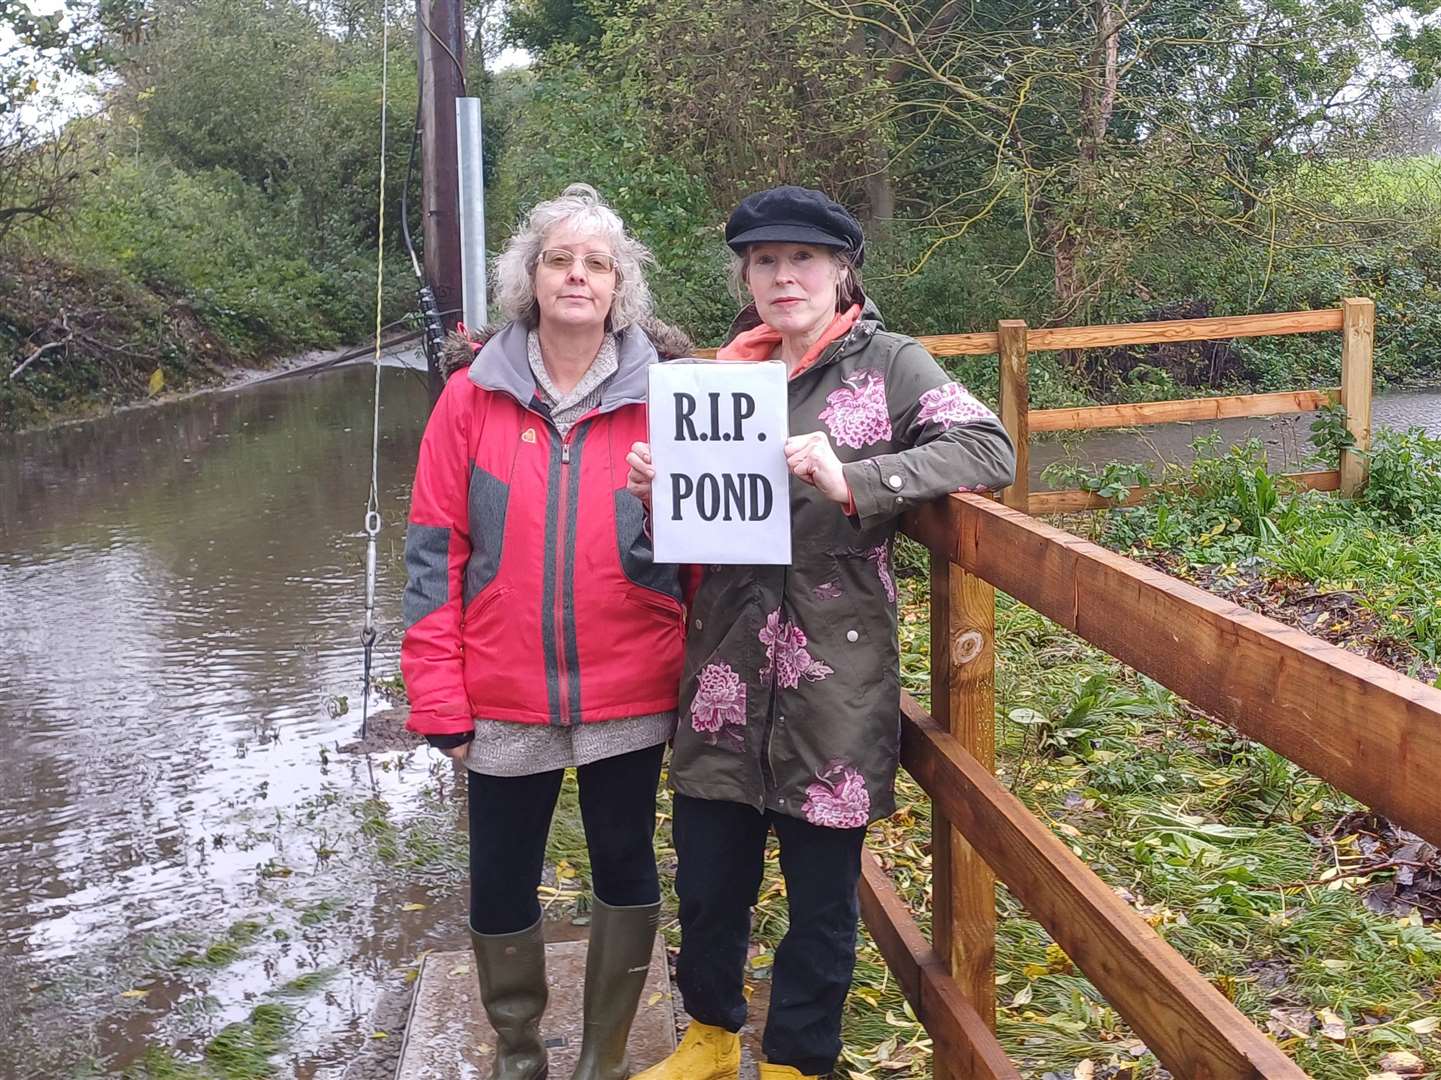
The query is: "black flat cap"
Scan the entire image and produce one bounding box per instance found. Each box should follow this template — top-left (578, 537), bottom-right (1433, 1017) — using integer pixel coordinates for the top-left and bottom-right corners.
top-left (725, 186), bottom-right (865, 267)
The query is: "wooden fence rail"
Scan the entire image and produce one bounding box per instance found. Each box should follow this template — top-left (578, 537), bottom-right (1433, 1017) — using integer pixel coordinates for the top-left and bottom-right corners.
top-left (979, 298), bottom-right (1376, 511)
top-left (693, 299), bottom-right (1374, 509)
top-left (862, 492), bottom-right (1441, 1079)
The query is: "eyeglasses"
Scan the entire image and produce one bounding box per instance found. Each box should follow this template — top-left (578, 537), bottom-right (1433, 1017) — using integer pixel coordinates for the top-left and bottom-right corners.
top-left (538, 249), bottom-right (617, 274)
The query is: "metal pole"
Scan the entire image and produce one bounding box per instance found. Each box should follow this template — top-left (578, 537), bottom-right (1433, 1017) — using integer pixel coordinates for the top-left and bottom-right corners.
top-left (416, 0), bottom-right (465, 404)
top-left (456, 97), bottom-right (488, 330)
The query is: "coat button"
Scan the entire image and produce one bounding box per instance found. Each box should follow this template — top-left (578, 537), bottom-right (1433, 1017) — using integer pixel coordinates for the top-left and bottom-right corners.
top-left (895, 496), bottom-right (904, 504)
top-left (846, 629), bottom-right (859, 642)
top-left (695, 618), bottom-right (703, 629)
top-left (888, 474), bottom-right (903, 489)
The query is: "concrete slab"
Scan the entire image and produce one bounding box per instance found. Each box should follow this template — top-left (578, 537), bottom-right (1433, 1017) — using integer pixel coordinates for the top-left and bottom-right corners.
top-left (395, 935), bottom-right (676, 1080)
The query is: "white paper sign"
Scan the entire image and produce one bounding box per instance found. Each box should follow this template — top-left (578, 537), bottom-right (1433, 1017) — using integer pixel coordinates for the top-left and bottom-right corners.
top-left (648, 361), bottom-right (791, 565)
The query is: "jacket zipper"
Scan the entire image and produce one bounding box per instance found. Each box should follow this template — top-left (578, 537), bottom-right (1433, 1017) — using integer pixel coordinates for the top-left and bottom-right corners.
top-left (553, 435), bottom-right (573, 726)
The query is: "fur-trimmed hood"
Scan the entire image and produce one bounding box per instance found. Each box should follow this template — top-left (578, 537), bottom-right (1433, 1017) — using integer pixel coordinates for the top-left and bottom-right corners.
top-left (439, 317), bottom-right (696, 380)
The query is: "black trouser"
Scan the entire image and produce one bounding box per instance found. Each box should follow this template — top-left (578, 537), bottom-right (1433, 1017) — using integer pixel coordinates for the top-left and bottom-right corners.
top-left (466, 743), bottom-right (665, 935)
top-left (673, 792), bottom-right (866, 1077)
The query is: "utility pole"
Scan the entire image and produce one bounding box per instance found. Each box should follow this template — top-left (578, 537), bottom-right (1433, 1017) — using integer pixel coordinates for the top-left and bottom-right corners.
top-left (416, 0), bottom-right (465, 404)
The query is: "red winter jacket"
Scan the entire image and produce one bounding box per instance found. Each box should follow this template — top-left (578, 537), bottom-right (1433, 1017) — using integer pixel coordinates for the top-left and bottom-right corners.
top-left (401, 322), bottom-right (688, 736)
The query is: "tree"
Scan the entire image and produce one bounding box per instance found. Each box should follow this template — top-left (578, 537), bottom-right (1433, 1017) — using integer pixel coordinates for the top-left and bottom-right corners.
top-left (807, 0), bottom-right (1441, 321)
top-left (1, 0), bottom-right (91, 241)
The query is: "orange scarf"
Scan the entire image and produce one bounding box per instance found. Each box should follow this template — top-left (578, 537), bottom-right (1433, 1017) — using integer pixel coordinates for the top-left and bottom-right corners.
top-left (715, 304), bottom-right (861, 379)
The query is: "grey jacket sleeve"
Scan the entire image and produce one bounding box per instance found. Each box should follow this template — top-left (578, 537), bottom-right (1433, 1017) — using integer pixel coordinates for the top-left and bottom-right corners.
top-left (841, 340), bottom-right (1017, 531)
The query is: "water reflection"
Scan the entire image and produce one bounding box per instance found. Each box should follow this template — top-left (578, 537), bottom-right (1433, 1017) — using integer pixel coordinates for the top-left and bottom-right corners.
top-left (0, 364), bottom-right (450, 1077)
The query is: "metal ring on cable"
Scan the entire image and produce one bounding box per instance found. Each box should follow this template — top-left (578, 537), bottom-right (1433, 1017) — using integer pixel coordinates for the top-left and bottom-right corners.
top-left (365, 510), bottom-right (382, 537)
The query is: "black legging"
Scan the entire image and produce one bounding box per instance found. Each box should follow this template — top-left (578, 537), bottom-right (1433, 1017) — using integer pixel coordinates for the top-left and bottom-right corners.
top-left (466, 742), bottom-right (665, 934)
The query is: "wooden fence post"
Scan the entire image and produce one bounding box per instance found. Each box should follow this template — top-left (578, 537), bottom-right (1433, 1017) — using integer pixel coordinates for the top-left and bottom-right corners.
top-left (997, 321), bottom-right (1029, 512)
top-left (931, 554), bottom-right (998, 1080)
top-left (1339, 297), bottom-right (1375, 498)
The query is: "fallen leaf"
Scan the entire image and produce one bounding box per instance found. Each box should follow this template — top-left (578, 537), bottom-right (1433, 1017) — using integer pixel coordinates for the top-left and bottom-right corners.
top-left (1009, 985), bottom-right (1033, 1008)
top-left (447, 965), bottom-right (468, 977)
top-left (1406, 1016), bottom-right (1439, 1034)
top-left (119, 988), bottom-right (149, 999)
top-left (646, 992), bottom-right (662, 1006)
top-left (371, 1031), bottom-right (388, 1039)
top-left (1266, 1007), bottom-right (1313, 1039)
top-left (1074, 1061), bottom-right (1095, 1080)
top-left (1318, 1007), bottom-right (1347, 1041)
top-left (1377, 1052), bottom-right (1425, 1075)
top-left (1365, 1073), bottom-right (1405, 1080)
top-left (147, 368), bottom-right (165, 396)
top-left (400, 902), bottom-right (427, 912)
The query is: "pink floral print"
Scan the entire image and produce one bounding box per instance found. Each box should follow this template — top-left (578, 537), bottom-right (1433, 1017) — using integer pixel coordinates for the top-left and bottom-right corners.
top-left (866, 544), bottom-right (897, 604)
top-left (758, 609), bottom-right (833, 689)
top-left (802, 761), bottom-right (871, 828)
top-left (690, 661), bottom-right (747, 750)
top-left (916, 382), bottom-right (992, 430)
top-left (818, 369), bottom-right (892, 449)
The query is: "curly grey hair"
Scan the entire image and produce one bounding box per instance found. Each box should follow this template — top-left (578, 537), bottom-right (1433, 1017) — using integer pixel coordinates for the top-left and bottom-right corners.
top-left (726, 246), bottom-right (863, 312)
top-left (492, 184), bottom-right (654, 330)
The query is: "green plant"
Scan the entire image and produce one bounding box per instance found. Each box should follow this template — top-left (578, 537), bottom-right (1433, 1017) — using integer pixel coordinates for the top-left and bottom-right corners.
top-left (1040, 460), bottom-right (1156, 503)
top-left (1361, 427), bottom-right (1441, 527)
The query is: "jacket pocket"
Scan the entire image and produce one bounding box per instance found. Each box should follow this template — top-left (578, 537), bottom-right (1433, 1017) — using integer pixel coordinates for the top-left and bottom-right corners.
top-left (463, 582), bottom-right (510, 623)
top-left (624, 584), bottom-right (686, 628)
top-left (462, 585), bottom-right (517, 715)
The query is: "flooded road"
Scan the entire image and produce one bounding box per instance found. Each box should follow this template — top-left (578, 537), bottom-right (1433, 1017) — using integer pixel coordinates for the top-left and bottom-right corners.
top-left (0, 362), bottom-right (471, 1079)
top-left (0, 356), bottom-right (1437, 1079)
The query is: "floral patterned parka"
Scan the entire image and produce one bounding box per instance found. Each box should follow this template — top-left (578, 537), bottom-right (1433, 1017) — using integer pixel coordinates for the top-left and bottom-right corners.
top-left (669, 298), bottom-right (1017, 827)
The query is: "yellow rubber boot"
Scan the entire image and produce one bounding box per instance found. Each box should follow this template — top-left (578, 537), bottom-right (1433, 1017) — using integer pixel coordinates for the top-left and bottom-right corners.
top-left (629, 1020), bottom-right (740, 1080)
top-left (757, 1066), bottom-right (820, 1080)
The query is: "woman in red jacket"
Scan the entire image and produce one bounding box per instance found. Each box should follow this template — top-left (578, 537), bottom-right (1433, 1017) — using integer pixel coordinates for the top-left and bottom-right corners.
top-left (401, 183), bottom-right (691, 1080)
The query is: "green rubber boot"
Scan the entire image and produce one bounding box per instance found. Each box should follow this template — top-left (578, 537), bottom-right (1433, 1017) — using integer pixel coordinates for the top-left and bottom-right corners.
top-left (570, 897), bottom-right (662, 1080)
top-left (470, 915), bottom-right (550, 1080)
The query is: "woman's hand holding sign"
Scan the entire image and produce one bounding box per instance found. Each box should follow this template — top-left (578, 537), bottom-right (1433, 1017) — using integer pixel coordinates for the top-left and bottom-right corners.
top-left (785, 431), bottom-right (850, 505)
top-left (626, 441), bottom-right (655, 509)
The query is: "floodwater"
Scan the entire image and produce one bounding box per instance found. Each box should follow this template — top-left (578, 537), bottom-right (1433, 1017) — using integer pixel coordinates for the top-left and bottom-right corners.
top-left (0, 355), bottom-right (1437, 1079)
top-left (0, 359), bottom-right (470, 1080)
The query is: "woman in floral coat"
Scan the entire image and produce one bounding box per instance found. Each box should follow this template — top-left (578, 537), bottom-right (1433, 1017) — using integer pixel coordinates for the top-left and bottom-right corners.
top-left (627, 186), bottom-right (1016, 1080)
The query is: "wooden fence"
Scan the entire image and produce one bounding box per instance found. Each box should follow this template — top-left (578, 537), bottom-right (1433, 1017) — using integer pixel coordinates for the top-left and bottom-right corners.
top-left (864, 492), bottom-right (1441, 1078)
top-left (913, 299), bottom-right (1376, 514)
top-left (697, 299), bottom-right (1375, 514)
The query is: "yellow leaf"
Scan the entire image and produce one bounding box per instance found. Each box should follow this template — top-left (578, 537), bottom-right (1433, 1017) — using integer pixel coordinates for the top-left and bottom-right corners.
top-left (401, 902), bottom-right (427, 911)
top-left (371, 1030), bottom-right (388, 1039)
top-left (147, 367), bottom-right (165, 396)
top-left (1022, 963), bottom-right (1049, 979)
top-left (119, 988), bottom-right (149, 999)
top-left (646, 992), bottom-right (663, 1006)
top-left (1044, 943), bottom-right (1074, 974)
